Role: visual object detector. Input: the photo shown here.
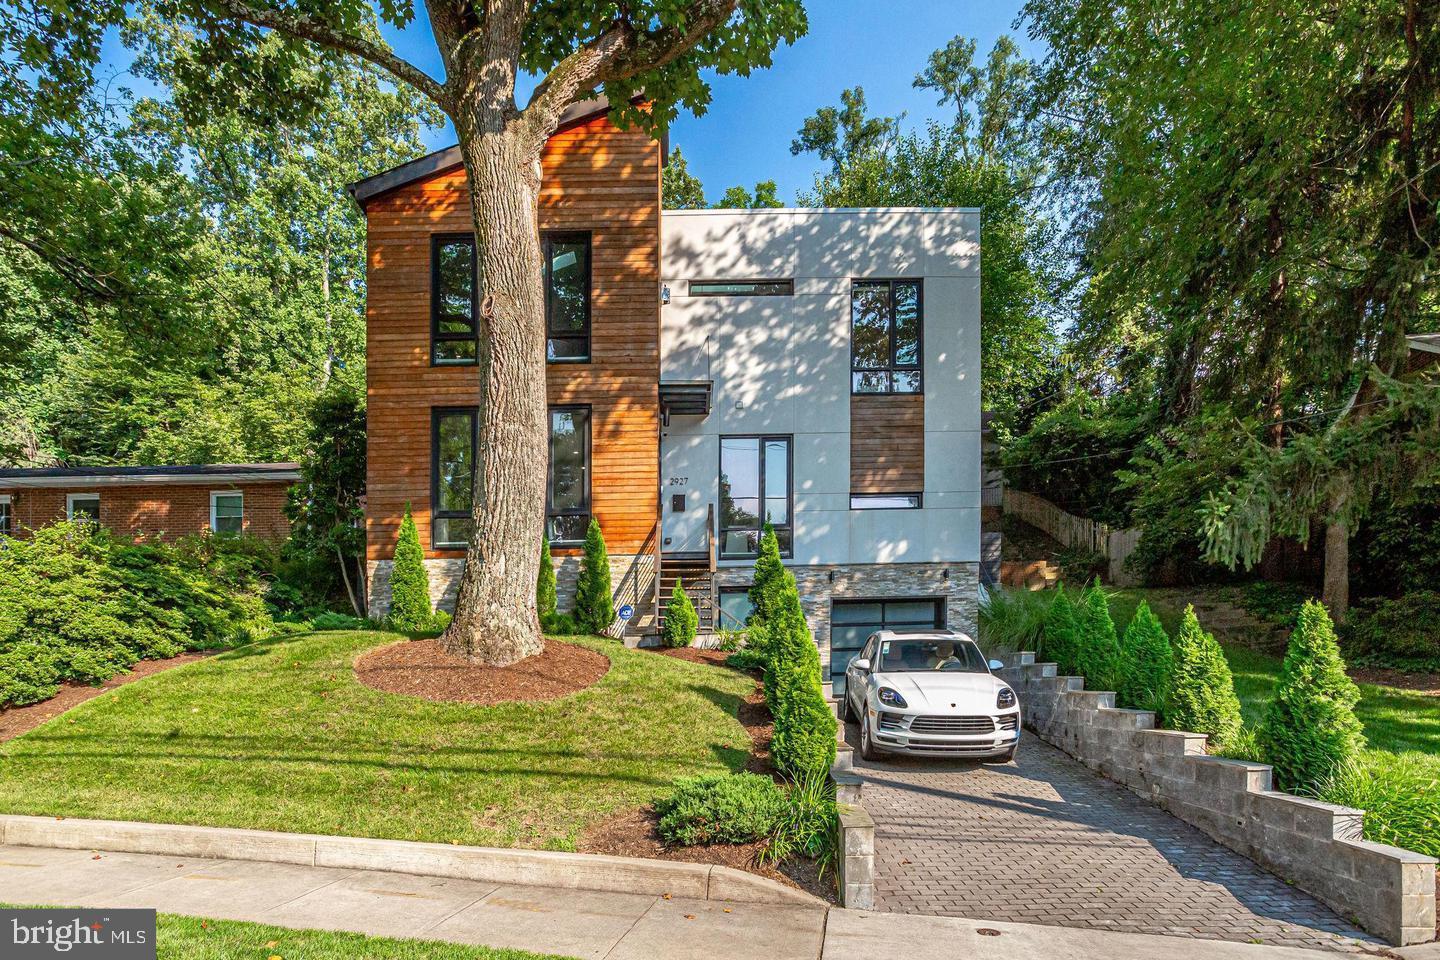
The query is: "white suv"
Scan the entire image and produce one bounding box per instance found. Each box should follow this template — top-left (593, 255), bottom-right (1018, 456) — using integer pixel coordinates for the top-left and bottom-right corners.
top-left (842, 629), bottom-right (1021, 762)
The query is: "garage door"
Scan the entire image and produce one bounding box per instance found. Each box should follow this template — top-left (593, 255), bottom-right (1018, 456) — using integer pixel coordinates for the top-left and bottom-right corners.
top-left (830, 598), bottom-right (945, 696)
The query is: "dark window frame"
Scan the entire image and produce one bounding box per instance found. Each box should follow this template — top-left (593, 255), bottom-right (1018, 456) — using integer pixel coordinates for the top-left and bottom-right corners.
top-left (688, 279), bottom-right (794, 297)
top-left (544, 231), bottom-right (593, 364)
top-left (546, 404), bottom-right (593, 544)
top-left (849, 493), bottom-right (923, 510)
top-left (430, 407), bottom-right (478, 550)
top-left (850, 278), bottom-right (924, 394)
top-left (430, 233), bottom-right (479, 366)
top-left (718, 434), bottom-right (794, 561)
top-left (717, 586), bottom-right (755, 631)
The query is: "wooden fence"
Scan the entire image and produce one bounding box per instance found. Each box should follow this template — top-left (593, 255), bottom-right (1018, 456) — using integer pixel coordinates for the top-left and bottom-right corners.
top-left (1003, 489), bottom-right (1142, 586)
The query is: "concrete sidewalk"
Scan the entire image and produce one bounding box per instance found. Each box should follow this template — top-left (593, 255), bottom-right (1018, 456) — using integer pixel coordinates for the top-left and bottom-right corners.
top-left (0, 843), bottom-right (1362, 959)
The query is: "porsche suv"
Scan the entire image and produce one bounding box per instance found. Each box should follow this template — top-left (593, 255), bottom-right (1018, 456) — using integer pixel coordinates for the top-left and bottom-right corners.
top-left (841, 629), bottom-right (1021, 761)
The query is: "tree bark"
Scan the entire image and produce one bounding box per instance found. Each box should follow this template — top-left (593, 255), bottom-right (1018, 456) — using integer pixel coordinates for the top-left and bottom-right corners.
top-left (1321, 475), bottom-right (1351, 624)
top-left (437, 118), bottom-right (550, 665)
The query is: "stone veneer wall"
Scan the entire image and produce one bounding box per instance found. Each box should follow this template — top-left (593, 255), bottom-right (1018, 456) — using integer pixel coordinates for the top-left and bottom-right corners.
top-left (367, 554), bottom-right (654, 626)
top-left (712, 562), bottom-right (980, 678)
top-left (997, 654), bottom-right (1437, 946)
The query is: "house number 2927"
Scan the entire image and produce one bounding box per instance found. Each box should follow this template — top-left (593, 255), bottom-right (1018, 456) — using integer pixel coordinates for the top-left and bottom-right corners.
top-left (668, 477), bottom-right (688, 486)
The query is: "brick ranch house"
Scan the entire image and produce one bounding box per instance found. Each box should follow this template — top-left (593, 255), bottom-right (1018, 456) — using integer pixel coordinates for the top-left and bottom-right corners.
top-left (351, 98), bottom-right (982, 691)
top-left (0, 463), bottom-right (299, 541)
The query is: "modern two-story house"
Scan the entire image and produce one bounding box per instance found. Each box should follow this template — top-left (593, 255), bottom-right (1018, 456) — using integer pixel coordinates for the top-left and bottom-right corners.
top-left (350, 99), bottom-right (981, 691)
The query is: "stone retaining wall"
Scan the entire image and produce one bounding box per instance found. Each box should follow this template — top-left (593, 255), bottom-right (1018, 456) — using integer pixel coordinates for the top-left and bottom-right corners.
top-left (997, 654), bottom-right (1437, 946)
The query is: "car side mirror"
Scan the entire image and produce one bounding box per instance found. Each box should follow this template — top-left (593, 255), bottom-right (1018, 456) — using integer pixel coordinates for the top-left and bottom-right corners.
top-left (988, 659), bottom-right (1005, 671)
top-left (851, 658), bottom-right (870, 672)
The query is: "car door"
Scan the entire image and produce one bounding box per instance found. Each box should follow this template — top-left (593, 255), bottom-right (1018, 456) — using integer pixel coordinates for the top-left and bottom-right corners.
top-left (845, 635), bottom-right (878, 716)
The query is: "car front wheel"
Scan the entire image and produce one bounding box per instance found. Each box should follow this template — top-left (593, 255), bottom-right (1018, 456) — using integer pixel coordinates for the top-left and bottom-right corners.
top-left (859, 712), bottom-right (878, 761)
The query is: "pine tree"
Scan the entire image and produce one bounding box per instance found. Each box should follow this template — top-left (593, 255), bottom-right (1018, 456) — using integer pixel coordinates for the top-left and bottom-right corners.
top-left (1166, 605), bottom-right (1244, 752)
top-left (1260, 600), bottom-right (1366, 791)
top-left (573, 518), bottom-right (614, 634)
top-left (387, 504), bottom-right (434, 632)
top-left (747, 521), bottom-right (786, 627)
top-left (1042, 586), bottom-right (1081, 676)
top-left (1076, 580), bottom-right (1124, 692)
top-left (537, 538), bottom-right (557, 622)
top-left (662, 578), bottom-right (699, 648)
top-left (1117, 600), bottom-right (1174, 717)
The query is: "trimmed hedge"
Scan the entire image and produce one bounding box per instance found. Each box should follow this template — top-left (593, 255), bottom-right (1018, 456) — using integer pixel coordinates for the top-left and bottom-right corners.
top-left (655, 772), bottom-right (787, 845)
top-left (0, 522), bottom-right (273, 707)
top-left (1261, 600), bottom-right (1366, 792)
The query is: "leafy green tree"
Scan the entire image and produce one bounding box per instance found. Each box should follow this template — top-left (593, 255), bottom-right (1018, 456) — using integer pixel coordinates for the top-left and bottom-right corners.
top-left (662, 147), bottom-right (707, 209)
top-left (714, 180), bottom-right (783, 209)
top-left (1117, 600), bottom-right (1173, 716)
top-left (573, 518), bottom-right (615, 635)
top-left (1076, 581), bottom-right (1123, 693)
top-left (791, 87), bottom-right (898, 174)
top-left (1260, 601), bottom-right (1366, 791)
top-left (284, 388), bottom-right (367, 615)
top-left (1166, 606), bottom-right (1243, 752)
top-left (536, 538), bottom-right (557, 623)
top-left (386, 505), bottom-right (433, 632)
top-left (662, 579), bottom-right (699, 648)
top-left (7, 0), bottom-right (808, 667)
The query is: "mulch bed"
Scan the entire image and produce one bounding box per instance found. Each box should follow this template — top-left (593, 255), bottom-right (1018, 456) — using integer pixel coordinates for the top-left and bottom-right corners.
top-left (355, 639), bottom-right (609, 704)
top-left (0, 652), bottom-right (213, 743)
top-left (1347, 665), bottom-right (1440, 696)
top-left (581, 648), bottom-right (835, 903)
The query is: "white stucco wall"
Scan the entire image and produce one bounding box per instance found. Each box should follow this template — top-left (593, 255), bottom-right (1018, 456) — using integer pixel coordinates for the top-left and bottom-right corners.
top-left (658, 208), bottom-right (982, 568)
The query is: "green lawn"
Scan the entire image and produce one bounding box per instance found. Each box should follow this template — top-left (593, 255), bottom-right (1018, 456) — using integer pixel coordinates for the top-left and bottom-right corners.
top-left (1107, 589), bottom-right (1440, 783)
top-left (7, 909), bottom-right (575, 960)
top-left (0, 632), bottom-right (755, 850)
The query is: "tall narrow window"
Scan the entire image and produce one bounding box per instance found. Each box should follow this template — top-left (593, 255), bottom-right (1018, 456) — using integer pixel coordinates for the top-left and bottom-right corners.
top-left (719, 435), bottom-right (792, 559)
top-left (0, 495), bottom-right (11, 536)
top-left (545, 232), bottom-right (591, 362)
top-left (432, 234), bottom-right (478, 365)
top-left (851, 279), bottom-right (922, 394)
top-left (210, 491), bottom-right (244, 534)
top-left (431, 408), bottom-right (477, 549)
top-left (548, 406), bottom-right (591, 543)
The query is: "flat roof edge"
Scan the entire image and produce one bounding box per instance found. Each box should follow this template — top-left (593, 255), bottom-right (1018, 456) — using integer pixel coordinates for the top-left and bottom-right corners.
top-left (661, 207), bottom-right (983, 215)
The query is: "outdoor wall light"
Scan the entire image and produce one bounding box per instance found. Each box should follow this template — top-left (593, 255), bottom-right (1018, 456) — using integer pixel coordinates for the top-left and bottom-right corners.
top-left (661, 284), bottom-right (671, 304)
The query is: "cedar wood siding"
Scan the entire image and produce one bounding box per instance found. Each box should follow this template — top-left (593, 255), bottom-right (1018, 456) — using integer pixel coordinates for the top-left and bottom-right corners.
top-left (363, 113), bottom-right (662, 563)
top-left (849, 393), bottom-right (925, 494)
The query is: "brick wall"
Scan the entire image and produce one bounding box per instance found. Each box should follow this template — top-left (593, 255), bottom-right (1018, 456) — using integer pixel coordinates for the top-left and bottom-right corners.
top-left (3, 482), bottom-right (292, 541)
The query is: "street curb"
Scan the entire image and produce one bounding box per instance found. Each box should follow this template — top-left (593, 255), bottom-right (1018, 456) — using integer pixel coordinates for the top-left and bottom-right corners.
top-left (0, 814), bottom-right (821, 906)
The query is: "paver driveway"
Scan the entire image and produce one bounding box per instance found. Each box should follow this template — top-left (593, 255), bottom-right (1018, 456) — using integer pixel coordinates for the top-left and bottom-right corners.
top-left (847, 725), bottom-right (1381, 954)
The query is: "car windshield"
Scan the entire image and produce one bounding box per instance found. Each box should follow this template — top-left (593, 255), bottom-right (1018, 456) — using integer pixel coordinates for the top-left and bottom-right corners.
top-left (877, 637), bottom-right (989, 673)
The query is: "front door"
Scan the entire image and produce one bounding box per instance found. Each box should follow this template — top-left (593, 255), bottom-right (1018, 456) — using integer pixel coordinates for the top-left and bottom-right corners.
top-left (830, 598), bottom-right (945, 697)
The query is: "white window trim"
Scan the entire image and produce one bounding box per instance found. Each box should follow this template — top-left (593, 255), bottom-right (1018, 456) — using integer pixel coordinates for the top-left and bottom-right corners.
top-left (66, 492), bottom-right (100, 521)
top-left (0, 494), bottom-right (10, 534)
top-left (210, 490), bottom-right (244, 533)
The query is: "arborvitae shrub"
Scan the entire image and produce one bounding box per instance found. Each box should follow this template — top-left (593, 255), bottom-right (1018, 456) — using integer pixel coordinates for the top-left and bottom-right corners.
top-left (662, 579), bottom-right (699, 648)
top-left (1260, 600), bottom-right (1366, 792)
top-left (1076, 580), bottom-right (1124, 692)
top-left (747, 521), bottom-right (786, 628)
top-left (1166, 605), bottom-right (1243, 752)
top-left (387, 505), bottom-right (434, 632)
top-left (1041, 585), bottom-right (1081, 675)
top-left (1117, 600), bottom-right (1174, 716)
top-left (573, 518), bottom-right (614, 634)
top-left (767, 581), bottom-right (836, 779)
top-left (537, 538), bottom-right (557, 622)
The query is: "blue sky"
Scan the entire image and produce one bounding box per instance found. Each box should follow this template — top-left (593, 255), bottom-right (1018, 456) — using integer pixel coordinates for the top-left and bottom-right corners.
top-left (378, 0), bottom-right (1039, 204)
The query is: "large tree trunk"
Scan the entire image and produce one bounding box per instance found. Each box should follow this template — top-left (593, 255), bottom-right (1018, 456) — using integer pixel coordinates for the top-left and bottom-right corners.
top-left (438, 121), bottom-right (550, 665)
top-left (1321, 475), bottom-right (1351, 624)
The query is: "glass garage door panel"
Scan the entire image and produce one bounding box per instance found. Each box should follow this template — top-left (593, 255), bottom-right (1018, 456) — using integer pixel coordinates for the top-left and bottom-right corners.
top-left (830, 598), bottom-right (944, 697)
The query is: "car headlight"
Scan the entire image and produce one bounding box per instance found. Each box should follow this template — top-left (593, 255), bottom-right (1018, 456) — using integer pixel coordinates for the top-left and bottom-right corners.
top-left (878, 687), bottom-right (908, 708)
top-left (997, 686), bottom-right (1016, 709)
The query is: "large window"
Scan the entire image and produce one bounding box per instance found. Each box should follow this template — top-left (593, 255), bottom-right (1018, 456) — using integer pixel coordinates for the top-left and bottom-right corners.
top-left (432, 234), bottom-right (478, 365)
top-left (431, 408), bottom-right (477, 549)
top-left (547, 406), bottom-right (591, 543)
top-left (544, 232), bottom-right (591, 362)
top-left (66, 493), bottom-right (100, 523)
top-left (830, 598), bottom-right (945, 695)
top-left (719, 435), bottom-right (792, 559)
top-left (851, 279), bottom-right (922, 394)
top-left (210, 491), bottom-right (244, 534)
